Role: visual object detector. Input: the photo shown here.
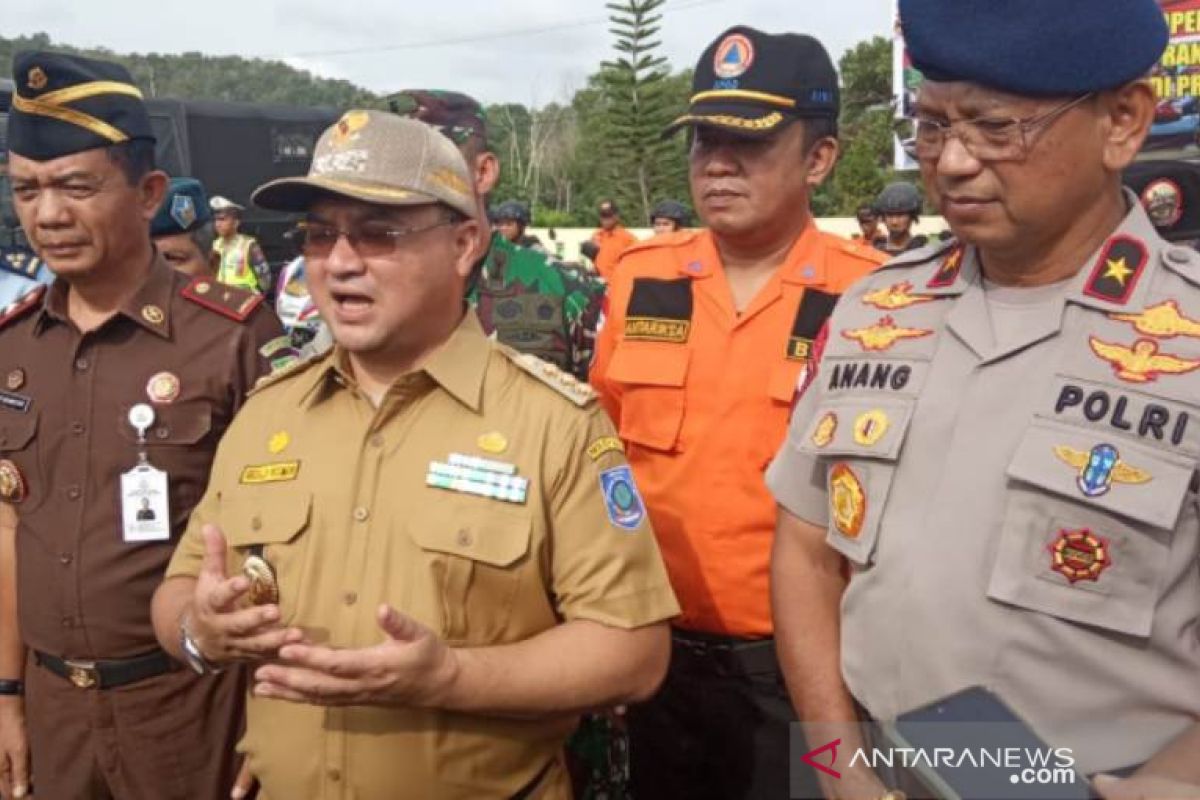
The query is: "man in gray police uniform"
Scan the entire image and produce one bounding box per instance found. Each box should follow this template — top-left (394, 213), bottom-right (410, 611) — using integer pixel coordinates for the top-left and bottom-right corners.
top-left (768, 0), bottom-right (1200, 797)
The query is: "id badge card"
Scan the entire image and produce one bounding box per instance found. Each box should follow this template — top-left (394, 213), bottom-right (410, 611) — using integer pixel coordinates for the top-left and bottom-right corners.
top-left (120, 463), bottom-right (171, 542)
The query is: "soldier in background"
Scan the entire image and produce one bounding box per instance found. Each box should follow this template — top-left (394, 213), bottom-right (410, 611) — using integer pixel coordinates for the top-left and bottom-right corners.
top-left (151, 178), bottom-right (217, 278)
top-left (871, 181), bottom-right (928, 256)
top-left (649, 199), bottom-right (692, 235)
top-left (391, 89), bottom-right (605, 382)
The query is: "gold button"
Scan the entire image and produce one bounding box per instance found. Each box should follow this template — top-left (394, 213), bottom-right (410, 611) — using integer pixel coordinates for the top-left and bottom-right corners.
top-left (66, 485), bottom-right (81, 500)
top-left (74, 357), bottom-right (89, 371)
top-left (251, 516), bottom-right (263, 531)
top-left (343, 592), bottom-right (358, 606)
top-left (456, 528), bottom-right (472, 547)
top-left (353, 507), bottom-right (369, 522)
top-left (328, 769), bottom-right (341, 782)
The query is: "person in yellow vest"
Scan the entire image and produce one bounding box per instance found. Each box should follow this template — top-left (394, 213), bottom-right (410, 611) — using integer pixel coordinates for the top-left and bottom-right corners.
top-left (211, 195), bottom-right (272, 294)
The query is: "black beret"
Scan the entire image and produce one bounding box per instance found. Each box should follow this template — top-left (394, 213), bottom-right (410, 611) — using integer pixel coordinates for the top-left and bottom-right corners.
top-left (900, 0), bottom-right (1168, 96)
top-left (8, 50), bottom-right (154, 161)
top-left (665, 26), bottom-right (838, 139)
top-left (151, 178), bottom-right (212, 238)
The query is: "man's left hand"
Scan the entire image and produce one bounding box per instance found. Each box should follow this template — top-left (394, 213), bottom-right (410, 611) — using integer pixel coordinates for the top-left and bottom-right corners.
top-left (252, 605), bottom-right (460, 708)
top-left (1094, 772), bottom-right (1200, 799)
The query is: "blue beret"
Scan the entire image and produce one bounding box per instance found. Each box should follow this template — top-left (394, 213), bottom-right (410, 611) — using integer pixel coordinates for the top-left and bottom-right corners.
top-left (900, 0), bottom-right (1168, 96)
top-left (151, 178), bottom-right (212, 238)
top-left (8, 50), bottom-right (154, 161)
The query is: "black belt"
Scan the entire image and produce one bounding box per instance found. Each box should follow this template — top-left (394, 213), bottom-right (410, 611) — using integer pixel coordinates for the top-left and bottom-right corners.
top-left (35, 648), bottom-right (175, 690)
top-left (669, 628), bottom-right (781, 676)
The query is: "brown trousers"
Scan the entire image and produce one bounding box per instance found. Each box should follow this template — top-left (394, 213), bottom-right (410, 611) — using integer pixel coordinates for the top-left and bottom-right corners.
top-left (25, 653), bottom-right (245, 800)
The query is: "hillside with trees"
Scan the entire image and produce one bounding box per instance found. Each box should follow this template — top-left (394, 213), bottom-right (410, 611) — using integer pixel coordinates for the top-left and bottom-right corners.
top-left (1, 27), bottom-right (900, 224)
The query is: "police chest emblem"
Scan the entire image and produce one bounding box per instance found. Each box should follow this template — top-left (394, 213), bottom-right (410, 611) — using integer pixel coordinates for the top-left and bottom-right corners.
top-left (829, 463), bottom-right (866, 539)
top-left (1088, 337), bottom-right (1200, 384)
top-left (852, 410), bottom-right (889, 447)
top-left (1054, 444), bottom-right (1151, 498)
top-left (811, 413), bottom-right (837, 449)
top-left (842, 316), bottom-right (933, 352)
top-left (1049, 529), bottom-right (1111, 584)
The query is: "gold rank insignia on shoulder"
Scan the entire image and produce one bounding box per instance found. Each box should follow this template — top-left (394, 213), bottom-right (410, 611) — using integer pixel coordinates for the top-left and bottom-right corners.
top-left (1108, 300), bottom-right (1200, 340)
top-left (1088, 336), bottom-right (1200, 384)
top-left (842, 316), bottom-right (933, 352)
top-left (829, 463), bottom-right (866, 539)
top-left (1050, 528), bottom-right (1111, 584)
top-left (508, 352), bottom-right (596, 407)
top-left (242, 554), bottom-right (280, 605)
top-left (1054, 443), bottom-right (1151, 498)
top-left (861, 282), bottom-right (936, 311)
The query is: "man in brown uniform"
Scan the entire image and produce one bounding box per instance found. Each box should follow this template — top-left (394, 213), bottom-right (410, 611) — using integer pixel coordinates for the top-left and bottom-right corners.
top-left (0, 52), bottom-right (284, 800)
top-left (151, 111), bottom-right (678, 800)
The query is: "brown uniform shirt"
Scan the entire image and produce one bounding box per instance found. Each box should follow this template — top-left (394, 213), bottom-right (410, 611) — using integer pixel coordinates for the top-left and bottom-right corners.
top-left (0, 260), bottom-right (283, 658)
top-left (167, 312), bottom-right (679, 800)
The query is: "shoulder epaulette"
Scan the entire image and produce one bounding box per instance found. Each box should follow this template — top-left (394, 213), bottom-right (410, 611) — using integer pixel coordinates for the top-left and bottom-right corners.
top-left (501, 348), bottom-right (597, 408)
top-left (620, 229), bottom-right (701, 259)
top-left (877, 236), bottom-right (959, 272)
top-left (0, 284), bottom-right (46, 330)
top-left (1160, 244), bottom-right (1200, 288)
top-left (0, 250), bottom-right (43, 279)
top-left (828, 234), bottom-right (889, 265)
top-left (249, 352), bottom-right (325, 397)
top-left (181, 278), bottom-right (263, 322)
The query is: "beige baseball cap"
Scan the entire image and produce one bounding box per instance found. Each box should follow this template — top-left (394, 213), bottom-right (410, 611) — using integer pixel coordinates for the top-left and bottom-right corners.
top-left (251, 110), bottom-right (475, 218)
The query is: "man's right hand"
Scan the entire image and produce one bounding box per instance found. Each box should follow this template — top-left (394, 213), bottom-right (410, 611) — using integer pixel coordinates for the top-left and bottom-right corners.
top-left (186, 524), bottom-right (302, 664)
top-left (0, 696), bottom-right (29, 800)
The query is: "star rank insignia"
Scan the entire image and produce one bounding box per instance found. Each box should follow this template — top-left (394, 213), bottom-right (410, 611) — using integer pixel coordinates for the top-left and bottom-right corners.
top-left (1088, 337), bottom-right (1200, 383)
top-left (1049, 529), bottom-right (1112, 584)
top-left (861, 281), bottom-right (936, 311)
top-left (842, 315), bottom-right (933, 352)
top-left (1108, 300), bottom-right (1200, 339)
top-left (1083, 236), bottom-right (1147, 305)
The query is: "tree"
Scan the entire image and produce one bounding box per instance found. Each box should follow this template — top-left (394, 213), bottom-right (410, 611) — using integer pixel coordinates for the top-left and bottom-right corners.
top-left (597, 0), bottom-right (689, 222)
top-left (814, 35), bottom-right (905, 216)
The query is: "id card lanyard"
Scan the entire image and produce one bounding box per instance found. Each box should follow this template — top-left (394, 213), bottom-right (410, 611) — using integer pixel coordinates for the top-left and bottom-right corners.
top-left (120, 403), bottom-right (171, 542)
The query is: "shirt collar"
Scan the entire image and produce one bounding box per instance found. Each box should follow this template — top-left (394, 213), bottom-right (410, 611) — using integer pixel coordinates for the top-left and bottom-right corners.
top-left (300, 312), bottom-right (491, 413)
top-left (675, 222), bottom-right (827, 285)
top-left (36, 256), bottom-right (175, 339)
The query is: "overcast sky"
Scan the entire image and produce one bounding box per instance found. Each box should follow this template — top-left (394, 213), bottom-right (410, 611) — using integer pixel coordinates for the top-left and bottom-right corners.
top-left (4, 0), bottom-right (894, 105)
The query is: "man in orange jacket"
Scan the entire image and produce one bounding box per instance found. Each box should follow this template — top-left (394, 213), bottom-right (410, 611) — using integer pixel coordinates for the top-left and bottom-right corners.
top-left (590, 25), bottom-right (885, 800)
top-left (589, 199), bottom-right (638, 281)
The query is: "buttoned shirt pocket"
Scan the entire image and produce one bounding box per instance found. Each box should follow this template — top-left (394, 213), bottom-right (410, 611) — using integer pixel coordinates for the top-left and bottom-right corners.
top-left (607, 342), bottom-right (689, 452)
top-left (221, 488), bottom-right (313, 625)
top-left (407, 502), bottom-right (533, 645)
top-left (988, 418), bottom-right (1189, 637)
top-left (797, 395), bottom-right (916, 566)
top-left (122, 403), bottom-right (216, 527)
top-left (0, 410), bottom-right (43, 512)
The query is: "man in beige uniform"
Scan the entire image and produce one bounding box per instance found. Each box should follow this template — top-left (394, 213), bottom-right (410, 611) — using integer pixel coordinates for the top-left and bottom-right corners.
top-left (151, 111), bottom-right (677, 800)
top-left (769, 0), bottom-right (1200, 797)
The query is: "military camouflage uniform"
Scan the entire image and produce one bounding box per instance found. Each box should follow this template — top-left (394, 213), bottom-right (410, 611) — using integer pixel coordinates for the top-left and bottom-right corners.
top-left (471, 232), bottom-right (605, 381)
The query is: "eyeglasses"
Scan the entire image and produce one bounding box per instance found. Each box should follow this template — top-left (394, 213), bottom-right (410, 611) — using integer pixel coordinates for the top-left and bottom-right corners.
top-left (296, 217), bottom-right (457, 258)
top-left (896, 93), bottom-right (1095, 162)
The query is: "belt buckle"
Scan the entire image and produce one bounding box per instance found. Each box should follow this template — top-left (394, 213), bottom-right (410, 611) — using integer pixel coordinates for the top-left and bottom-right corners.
top-left (64, 659), bottom-right (98, 689)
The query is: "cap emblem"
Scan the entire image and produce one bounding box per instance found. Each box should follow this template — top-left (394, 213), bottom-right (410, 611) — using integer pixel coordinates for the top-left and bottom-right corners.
top-left (27, 67), bottom-right (48, 91)
top-left (713, 34), bottom-right (755, 79)
top-left (331, 110), bottom-right (370, 149)
top-left (170, 194), bottom-right (197, 230)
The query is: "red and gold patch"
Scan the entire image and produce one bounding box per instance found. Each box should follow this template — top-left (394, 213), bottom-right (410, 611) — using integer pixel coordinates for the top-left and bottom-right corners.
top-left (926, 246), bottom-right (964, 289)
top-left (830, 463), bottom-right (866, 539)
top-left (1049, 529), bottom-right (1111, 584)
top-left (0, 459), bottom-right (27, 504)
top-left (811, 412), bottom-right (837, 448)
top-left (1088, 336), bottom-right (1200, 384)
top-left (1108, 300), bottom-right (1200, 339)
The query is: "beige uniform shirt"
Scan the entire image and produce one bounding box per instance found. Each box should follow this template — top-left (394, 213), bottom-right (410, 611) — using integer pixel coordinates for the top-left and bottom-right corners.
top-left (167, 312), bottom-right (678, 800)
top-left (768, 201), bottom-right (1200, 774)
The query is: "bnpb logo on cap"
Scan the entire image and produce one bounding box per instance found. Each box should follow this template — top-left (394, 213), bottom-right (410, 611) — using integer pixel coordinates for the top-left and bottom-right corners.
top-left (714, 34), bottom-right (755, 79)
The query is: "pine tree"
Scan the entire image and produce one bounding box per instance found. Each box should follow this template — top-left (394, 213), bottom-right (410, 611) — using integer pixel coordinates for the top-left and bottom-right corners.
top-left (598, 0), bottom-right (688, 223)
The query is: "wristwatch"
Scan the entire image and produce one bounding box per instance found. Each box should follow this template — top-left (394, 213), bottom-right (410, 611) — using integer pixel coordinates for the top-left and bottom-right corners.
top-left (0, 679), bottom-right (23, 696)
top-left (179, 615), bottom-right (224, 676)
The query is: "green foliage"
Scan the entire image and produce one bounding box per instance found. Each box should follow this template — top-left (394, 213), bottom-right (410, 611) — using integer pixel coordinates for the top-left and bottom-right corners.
top-left (0, 31), bottom-right (383, 108)
top-left (819, 35), bottom-right (908, 216)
